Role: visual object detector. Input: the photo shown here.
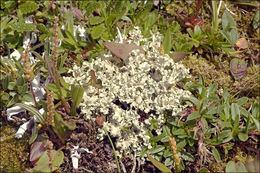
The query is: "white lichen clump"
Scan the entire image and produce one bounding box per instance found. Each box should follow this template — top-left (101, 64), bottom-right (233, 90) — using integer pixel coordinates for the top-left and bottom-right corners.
top-left (64, 27), bottom-right (190, 155)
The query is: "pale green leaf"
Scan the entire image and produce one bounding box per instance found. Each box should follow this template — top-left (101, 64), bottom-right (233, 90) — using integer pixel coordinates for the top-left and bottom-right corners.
top-left (147, 154), bottom-right (172, 173)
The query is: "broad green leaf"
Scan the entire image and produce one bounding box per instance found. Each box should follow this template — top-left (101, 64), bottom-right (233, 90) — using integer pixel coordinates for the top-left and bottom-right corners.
top-left (84, 1), bottom-right (101, 16)
top-left (60, 77), bottom-right (70, 90)
top-left (224, 103), bottom-right (231, 120)
top-left (177, 140), bottom-right (186, 150)
top-left (207, 84), bottom-right (218, 97)
top-left (194, 25), bottom-right (202, 36)
top-left (162, 126), bottom-right (171, 136)
top-left (29, 123), bottom-right (38, 144)
top-left (252, 10), bottom-right (260, 29)
top-left (91, 24), bottom-right (106, 39)
top-left (218, 129), bottom-right (232, 143)
top-left (32, 150), bottom-right (64, 172)
top-left (45, 83), bottom-right (67, 99)
top-left (222, 10), bottom-right (237, 30)
top-left (6, 94), bottom-right (19, 107)
top-left (16, 103), bottom-right (45, 124)
top-left (225, 161), bottom-right (247, 173)
top-left (164, 158), bottom-right (173, 167)
top-left (153, 134), bottom-right (165, 142)
top-left (89, 16), bottom-right (104, 25)
top-left (180, 151), bottom-right (195, 162)
top-left (186, 111), bottom-right (200, 121)
top-left (172, 129), bottom-right (186, 136)
top-left (37, 23), bottom-right (50, 34)
top-left (187, 96), bottom-right (200, 110)
top-left (147, 154), bottom-right (172, 173)
top-left (198, 168), bottom-right (209, 173)
top-left (221, 10), bottom-right (239, 45)
top-left (148, 145), bottom-right (165, 154)
top-left (11, 21), bottom-right (36, 32)
top-left (239, 107), bottom-right (250, 118)
top-left (1, 76), bottom-right (10, 90)
top-left (238, 133), bottom-right (248, 142)
top-left (251, 116), bottom-right (260, 132)
top-left (162, 29), bottom-right (172, 54)
top-left (161, 136), bottom-right (170, 143)
top-left (231, 103), bottom-right (240, 133)
top-left (19, 1), bottom-right (39, 14)
top-left (212, 147), bottom-right (221, 163)
top-left (163, 149), bottom-right (172, 158)
top-left (252, 101), bottom-right (260, 119)
top-left (71, 85), bottom-right (84, 116)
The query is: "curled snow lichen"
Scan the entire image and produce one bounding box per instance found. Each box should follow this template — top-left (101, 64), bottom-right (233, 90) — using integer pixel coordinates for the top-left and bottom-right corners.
top-left (64, 27), bottom-right (191, 155)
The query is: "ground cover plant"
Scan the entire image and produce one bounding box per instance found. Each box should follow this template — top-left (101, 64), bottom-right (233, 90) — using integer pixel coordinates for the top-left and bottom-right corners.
top-left (0, 0), bottom-right (259, 172)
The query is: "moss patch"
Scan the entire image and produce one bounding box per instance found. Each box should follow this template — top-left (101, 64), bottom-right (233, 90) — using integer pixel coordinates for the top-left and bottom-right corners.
top-left (0, 121), bottom-right (30, 172)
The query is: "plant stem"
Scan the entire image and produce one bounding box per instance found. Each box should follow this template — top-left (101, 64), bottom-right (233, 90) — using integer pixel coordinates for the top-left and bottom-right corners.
top-left (212, 1), bottom-right (218, 34)
top-left (104, 129), bottom-right (121, 173)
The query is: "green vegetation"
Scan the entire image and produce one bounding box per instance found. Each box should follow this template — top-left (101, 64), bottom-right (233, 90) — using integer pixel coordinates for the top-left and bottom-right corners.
top-left (0, 0), bottom-right (259, 172)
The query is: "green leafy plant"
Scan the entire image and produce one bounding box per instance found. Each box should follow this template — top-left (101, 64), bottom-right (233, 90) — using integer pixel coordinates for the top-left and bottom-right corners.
top-left (0, 53), bottom-right (35, 109)
top-left (30, 148), bottom-right (64, 172)
top-left (220, 10), bottom-right (239, 45)
top-left (225, 161), bottom-right (247, 173)
top-left (146, 75), bottom-right (259, 171)
top-left (18, 1), bottom-right (39, 15)
top-left (147, 154), bottom-right (172, 173)
top-left (70, 85), bottom-right (84, 117)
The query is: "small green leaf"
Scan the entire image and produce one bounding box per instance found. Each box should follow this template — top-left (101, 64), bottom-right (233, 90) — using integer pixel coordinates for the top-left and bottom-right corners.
top-left (19, 1), bottom-right (39, 14)
top-left (177, 140), bottom-right (186, 150)
top-left (89, 16), bottom-right (104, 25)
top-left (11, 21), bottom-right (36, 32)
top-left (231, 103), bottom-right (240, 133)
top-left (148, 145), bottom-right (165, 154)
top-left (236, 97), bottom-right (248, 106)
top-left (225, 161), bottom-right (247, 173)
top-left (6, 94), bottom-right (19, 107)
top-left (180, 151), bottom-right (195, 162)
top-left (164, 158), bottom-right (173, 167)
top-left (71, 85), bottom-right (84, 116)
top-left (186, 111), bottom-right (200, 121)
top-left (222, 10), bottom-right (237, 30)
top-left (32, 150), bottom-right (64, 172)
top-left (162, 29), bottom-right (172, 54)
top-left (187, 96), bottom-right (200, 110)
top-left (172, 129), bottom-right (186, 136)
top-left (238, 133), bottom-right (248, 142)
top-left (91, 24), bottom-right (106, 39)
top-left (198, 168), bottom-right (209, 173)
top-left (252, 10), bottom-right (260, 29)
top-left (37, 23), bottom-right (50, 34)
top-left (147, 154), bottom-right (172, 173)
top-left (29, 123), bottom-right (38, 144)
top-left (1, 76), bottom-right (10, 90)
top-left (212, 147), bottom-right (222, 163)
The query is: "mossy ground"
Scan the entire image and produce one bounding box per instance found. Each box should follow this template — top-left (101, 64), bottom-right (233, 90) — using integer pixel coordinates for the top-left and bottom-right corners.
top-left (0, 119), bottom-right (30, 172)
